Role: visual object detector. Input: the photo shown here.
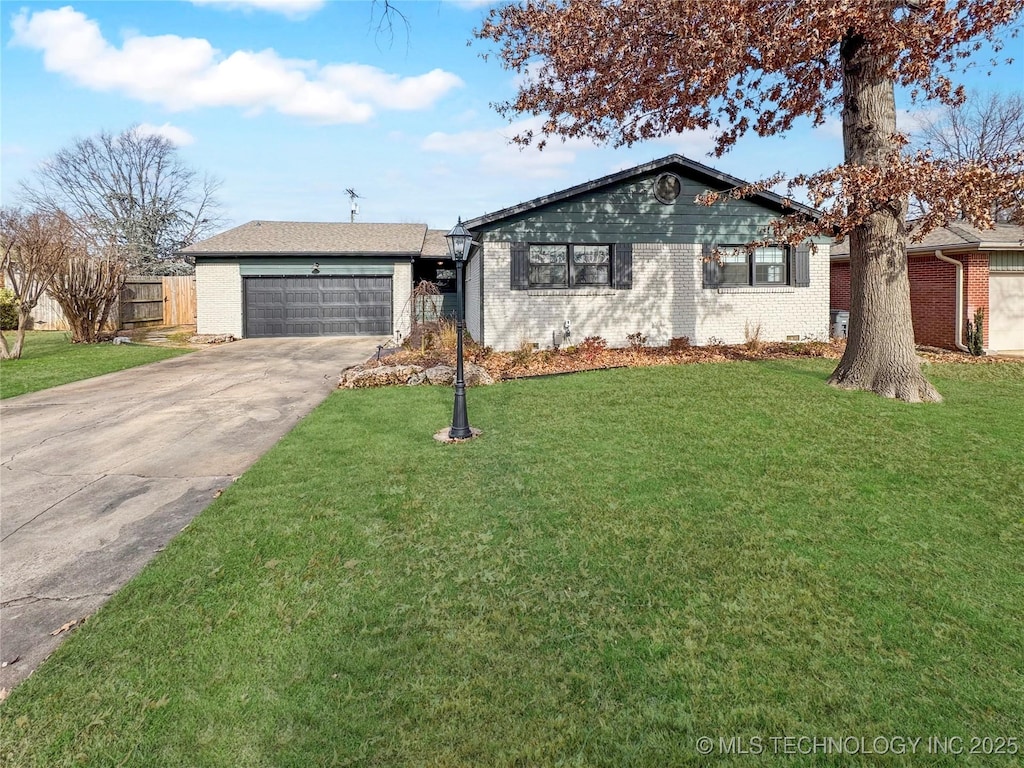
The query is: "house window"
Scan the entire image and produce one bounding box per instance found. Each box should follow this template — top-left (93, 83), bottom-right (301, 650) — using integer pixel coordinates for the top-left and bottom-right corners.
top-left (528, 244), bottom-right (611, 288)
top-left (719, 245), bottom-right (790, 286)
top-left (653, 173), bottom-right (682, 204)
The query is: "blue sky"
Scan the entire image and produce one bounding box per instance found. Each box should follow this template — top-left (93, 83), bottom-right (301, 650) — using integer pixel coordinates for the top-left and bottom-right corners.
top-left (2, 0), bottom-right (1022, 233)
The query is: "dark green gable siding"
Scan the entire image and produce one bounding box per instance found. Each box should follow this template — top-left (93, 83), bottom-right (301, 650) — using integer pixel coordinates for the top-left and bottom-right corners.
top-left (478, 171), bottom-right (788, 243)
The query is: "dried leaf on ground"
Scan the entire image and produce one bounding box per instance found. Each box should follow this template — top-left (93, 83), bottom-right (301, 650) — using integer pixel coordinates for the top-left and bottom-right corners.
top-left (49, 616), bottom-right (87, 636)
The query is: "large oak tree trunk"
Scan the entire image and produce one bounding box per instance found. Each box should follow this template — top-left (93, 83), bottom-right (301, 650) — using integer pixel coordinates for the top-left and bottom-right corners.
top-left (828, 33), bottom-right (942, 403)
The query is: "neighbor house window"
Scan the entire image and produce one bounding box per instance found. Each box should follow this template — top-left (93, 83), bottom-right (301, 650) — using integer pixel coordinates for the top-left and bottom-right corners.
top-left (718, 245), bottom-right (789, 287)
top-left (528, 244), bottom-right (611, 288)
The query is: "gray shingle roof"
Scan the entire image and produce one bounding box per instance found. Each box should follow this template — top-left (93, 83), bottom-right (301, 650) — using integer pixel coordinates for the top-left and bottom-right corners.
top-left (829, 221), bottom-right (1024, 259)
top-left (422, 229), bottom-right (451, 258)
top-left (182, 221), bottom-right (430, 255)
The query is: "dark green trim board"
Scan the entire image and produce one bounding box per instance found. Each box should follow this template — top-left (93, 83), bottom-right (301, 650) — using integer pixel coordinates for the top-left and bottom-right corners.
top-left (195, 256), bottom-right (399, 276)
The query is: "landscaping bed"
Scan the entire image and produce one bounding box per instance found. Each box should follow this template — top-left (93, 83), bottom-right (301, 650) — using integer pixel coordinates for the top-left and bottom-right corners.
top-left (344, 334), bottom-right (1007, 388)
top-left (348, 336), bottom-right (844, 386)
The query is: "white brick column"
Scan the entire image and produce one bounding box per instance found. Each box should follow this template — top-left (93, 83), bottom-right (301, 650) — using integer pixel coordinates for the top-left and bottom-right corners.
top-left (195, 262), bottom-right (242, 337)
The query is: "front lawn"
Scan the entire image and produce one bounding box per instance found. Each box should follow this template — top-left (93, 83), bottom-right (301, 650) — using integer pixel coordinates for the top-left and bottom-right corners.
top-left (2, 360), bottom-right (1022, 766)
top-left (0, 331), bottom-right (192, 399)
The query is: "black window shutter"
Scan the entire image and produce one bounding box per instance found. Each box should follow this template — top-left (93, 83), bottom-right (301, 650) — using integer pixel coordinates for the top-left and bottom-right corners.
top-left (510, 242), bottom-right (529, 289)
top-left (702, 243), bottom-right (720, 288)
top-left (612, 243), bottom-right (632, 289)
top-left (793, 243), bottom-right (811, 287)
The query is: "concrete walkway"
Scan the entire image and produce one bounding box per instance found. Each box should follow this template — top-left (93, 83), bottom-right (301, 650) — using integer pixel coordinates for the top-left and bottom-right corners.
top-left (0, 337), bottom-right (384, 691)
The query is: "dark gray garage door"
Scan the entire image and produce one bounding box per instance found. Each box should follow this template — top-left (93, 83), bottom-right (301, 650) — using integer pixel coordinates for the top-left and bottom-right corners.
top-left (244, 276), bottom-right (392, 337)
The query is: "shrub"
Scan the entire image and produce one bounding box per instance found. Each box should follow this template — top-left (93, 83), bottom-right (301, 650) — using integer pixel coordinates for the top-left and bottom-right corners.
top-left (626, 331), bottom-right (647, 349)
top-left (511, 339), bottom-right (536, 366)
top-left (669, 336), bottom-right (691, 351)
top-left (743, 320), bottom-right (764, 352)
top-left (576, 335), bottom-right (608, 355)
top-left (965, 308), bottom-right (984, 356)
top-left (0, 288), bottom-right (18, 330)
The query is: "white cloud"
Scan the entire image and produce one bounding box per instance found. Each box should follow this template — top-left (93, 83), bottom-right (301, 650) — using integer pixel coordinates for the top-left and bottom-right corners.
top-left (812, 110), bottom-right (942, 140)
top-left (136, 123), bottom-right (196, 146)
top-left (648, 127), bottom-right (719, 159)
top-left (189, 0), bottom-right (325, 18)
top-left (898, 107), bottom-right (943, 135)
top-left (10, 7), bottom-right (463, 124)
top-left (321, 64), bottom-right (464, 111)
top-left (813, 116), bottom-right (844, 140)
top-left (422, 117), bottom-right (592, 179)
top-left (443, 1), bottom-right (496, 9)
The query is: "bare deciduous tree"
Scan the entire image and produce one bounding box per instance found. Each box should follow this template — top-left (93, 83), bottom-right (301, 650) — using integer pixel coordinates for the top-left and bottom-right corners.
top-left (478, 0), bottom-right (1024, 402)
top-left (0, 208), bottom-right (76, 359)
top-left (47, 238), bottom-right (128, 344)
top-left (911, 92), bottom-right (1024, 222)
top-left (21, 126), bottom-right (222, 276)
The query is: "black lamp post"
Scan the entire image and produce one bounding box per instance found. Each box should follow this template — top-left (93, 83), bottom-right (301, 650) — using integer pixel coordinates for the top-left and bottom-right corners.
top-left (445, 217), bottom-right (473, 439)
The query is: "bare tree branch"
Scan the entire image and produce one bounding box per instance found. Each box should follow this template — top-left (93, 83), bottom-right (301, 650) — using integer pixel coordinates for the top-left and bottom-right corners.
top-left (909, 92), bottom-right (1024, 222)
top-left (0, 208), bottom-right (76, 358)
top-left (20, 126), bottom-right (224, 275)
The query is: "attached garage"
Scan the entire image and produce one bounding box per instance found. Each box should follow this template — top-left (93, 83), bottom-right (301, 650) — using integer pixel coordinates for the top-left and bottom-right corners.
top-left (989, 265), bottom-right (1024, 351)
top-left (243, 276), bottom-right (392, 337)
top-left (186, 221), bottom-right (450, 340)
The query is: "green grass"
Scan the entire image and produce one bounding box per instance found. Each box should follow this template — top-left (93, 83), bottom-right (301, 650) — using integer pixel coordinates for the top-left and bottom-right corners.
top-left (2, 360), bottom-right (1023, 766)
top-left (0, 331), bottom-right (191, 398)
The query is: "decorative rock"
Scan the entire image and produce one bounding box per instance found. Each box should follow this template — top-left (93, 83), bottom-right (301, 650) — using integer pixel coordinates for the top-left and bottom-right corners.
top-left (112, 336), bottom-right (132, 345)
top-left (424, 365), bottom-right (455, 385)
top-left (189, 334), bottom-right (236, 345)
top-left (339, 364), bottom-right (424, 389)
top-left (464, 362), bottom-right (495, 386)
top-left (338, 360), bottom-right (494, 390)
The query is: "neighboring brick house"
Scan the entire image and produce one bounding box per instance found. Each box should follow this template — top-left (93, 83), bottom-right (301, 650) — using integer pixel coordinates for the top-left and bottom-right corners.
top-left (462, 155), bottom-right (831, 351)
top-left (829, 222), bottom-right (1024, 353)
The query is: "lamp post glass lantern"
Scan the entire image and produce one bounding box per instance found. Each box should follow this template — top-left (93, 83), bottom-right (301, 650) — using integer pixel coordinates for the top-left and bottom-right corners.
top-left (446, 218), bottom-right (473, 439)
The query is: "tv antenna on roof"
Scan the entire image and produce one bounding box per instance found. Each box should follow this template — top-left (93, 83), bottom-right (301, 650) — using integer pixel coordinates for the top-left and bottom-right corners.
top-left (345, 188), bottom-right (361, 223)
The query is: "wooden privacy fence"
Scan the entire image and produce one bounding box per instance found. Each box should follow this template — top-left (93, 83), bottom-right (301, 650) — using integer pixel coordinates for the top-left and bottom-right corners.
top-left (162, 276), bottom-right (197, 326)
top-left (119, 278), bottom-right (163, 328)
top-left (29, 276), bottom-right (196, 331)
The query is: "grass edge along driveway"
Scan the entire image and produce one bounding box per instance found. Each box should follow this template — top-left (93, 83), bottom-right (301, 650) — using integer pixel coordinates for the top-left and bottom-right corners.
top-left (2, 359), bottom-right (1022, 767)
top-left (0, 331), bottom-right (192, 399)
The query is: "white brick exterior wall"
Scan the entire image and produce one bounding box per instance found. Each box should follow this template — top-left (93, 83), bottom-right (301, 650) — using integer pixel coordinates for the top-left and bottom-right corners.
top-left (479, 242), bottom-right (830, 350)
top-left (392, 261), bottom-right (412, 342)
top-left (195, 262), bottom-right (243, 337)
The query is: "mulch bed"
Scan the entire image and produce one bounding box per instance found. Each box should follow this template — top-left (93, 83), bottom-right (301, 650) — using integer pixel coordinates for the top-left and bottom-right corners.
top-left (363, 339), bottom-right (1015, 385)
top-left (366, 340), bottom-right (848, 382)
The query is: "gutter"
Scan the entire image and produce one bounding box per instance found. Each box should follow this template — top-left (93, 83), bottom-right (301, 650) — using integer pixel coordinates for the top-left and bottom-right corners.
top-left (934, 249), bottom-right (970, 353)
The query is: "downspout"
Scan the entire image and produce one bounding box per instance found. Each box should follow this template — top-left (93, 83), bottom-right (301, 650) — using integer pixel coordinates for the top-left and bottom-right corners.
top-left (934, 250), bottom-right (970, 353)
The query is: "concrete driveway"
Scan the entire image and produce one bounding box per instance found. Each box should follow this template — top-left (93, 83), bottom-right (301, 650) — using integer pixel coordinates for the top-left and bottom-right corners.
top-left (0, 336), bottom-right (384, 691)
